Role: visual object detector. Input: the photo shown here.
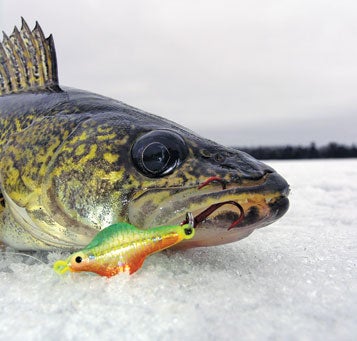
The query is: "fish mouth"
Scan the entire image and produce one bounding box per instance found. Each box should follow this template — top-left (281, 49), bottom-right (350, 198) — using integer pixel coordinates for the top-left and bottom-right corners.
top-left (128, 172), bottom-right (290, 248)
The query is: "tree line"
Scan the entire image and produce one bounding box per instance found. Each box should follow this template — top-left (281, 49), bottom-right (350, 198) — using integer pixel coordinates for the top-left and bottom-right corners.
top-left (235, 142), bottom-right (357, 160)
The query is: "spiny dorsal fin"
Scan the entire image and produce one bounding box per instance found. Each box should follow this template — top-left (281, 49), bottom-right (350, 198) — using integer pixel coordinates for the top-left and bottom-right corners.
top-left (0, 18), bottom-right (60, 96)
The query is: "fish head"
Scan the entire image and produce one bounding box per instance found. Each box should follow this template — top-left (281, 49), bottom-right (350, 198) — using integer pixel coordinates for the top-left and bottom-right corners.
top-left (53, 251), bottom-right (91, 275)
top-left (66, 251), bottom-right (93, 273)
top-left (61, 250), bottom-right (112, 276)
top-left (44, 106), bottom-right (289, 249)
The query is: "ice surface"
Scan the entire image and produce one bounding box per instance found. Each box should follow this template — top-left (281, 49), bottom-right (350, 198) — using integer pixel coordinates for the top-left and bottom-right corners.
top-left (0, 160), bottom-right (356, 340)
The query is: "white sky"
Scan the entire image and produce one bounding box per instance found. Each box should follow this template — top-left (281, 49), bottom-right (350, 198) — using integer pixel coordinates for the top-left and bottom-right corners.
top-left (1, 0), bottom-right (356, 146)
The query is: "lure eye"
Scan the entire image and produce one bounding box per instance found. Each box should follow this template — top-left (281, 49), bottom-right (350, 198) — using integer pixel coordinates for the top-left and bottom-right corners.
top-left (184, 227), bottom-right (193, 236)
top-left (131, 130), bottom-right (188, 178)
top-left (75, 256), bottom-right (82, 263)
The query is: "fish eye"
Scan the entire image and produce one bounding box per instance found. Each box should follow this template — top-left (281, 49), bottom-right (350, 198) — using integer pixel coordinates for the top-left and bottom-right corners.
top-left (131, 130), bottom-right (188, 178)
top-left (75, 256), bottom-right (82, 263)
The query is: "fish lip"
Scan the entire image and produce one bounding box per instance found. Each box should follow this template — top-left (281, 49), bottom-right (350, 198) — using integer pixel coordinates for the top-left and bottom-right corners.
top-left (262, 171), bottom-right (290, 197)
top-left (267, 195), bottom-right (290, 222)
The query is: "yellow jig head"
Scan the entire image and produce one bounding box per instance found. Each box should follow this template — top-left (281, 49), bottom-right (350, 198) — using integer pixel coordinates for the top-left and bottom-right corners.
top-left (53, 217), bottom-right (195, 277)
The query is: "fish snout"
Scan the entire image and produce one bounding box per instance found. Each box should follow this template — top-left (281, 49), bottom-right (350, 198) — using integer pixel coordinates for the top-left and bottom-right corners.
top-left (263, 171), bottom-right (290, 221)
top-left (198, 147), bottom-right (275, 182)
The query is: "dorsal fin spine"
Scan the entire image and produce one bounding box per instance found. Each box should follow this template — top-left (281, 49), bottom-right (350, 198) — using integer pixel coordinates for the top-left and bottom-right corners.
top-left (32, 24), bottom-right (46, 87)
top-left (47, 34), bottom-right (58, 85)
top-left (20, 18), bottom-right (42, 87)
top-left (12, 27), bottom-right (33, 89)
top-left (1, 32), bottom-right (19, 92)
top-left (0, 44), bottom-right (12, 93)
top-left (5, 31), bottom-right (28, 91)
top-left (0, 18), bottom-right (60, 96)
top-left (10, 28), bottom-right (30, 90)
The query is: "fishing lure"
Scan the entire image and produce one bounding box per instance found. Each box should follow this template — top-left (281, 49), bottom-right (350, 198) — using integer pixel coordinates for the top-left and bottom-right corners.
top-left (53, 219), bottom-right (195, 277)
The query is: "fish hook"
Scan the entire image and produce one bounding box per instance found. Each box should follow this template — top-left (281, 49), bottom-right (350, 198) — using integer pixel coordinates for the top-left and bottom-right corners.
top-left (181, 201), bottom-right (245, 230)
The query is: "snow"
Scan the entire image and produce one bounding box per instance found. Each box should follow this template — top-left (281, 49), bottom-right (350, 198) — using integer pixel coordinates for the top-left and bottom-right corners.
top-left (0, 160), bottom-right (356, 340)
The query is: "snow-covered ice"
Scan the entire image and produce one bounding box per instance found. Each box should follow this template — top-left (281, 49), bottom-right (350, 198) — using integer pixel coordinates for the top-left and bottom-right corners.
top-left (0, 160), bottom-right (356, 340)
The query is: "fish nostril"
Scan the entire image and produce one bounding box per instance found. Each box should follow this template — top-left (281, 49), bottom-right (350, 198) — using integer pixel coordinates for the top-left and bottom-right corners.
top-left (199, 150), bottom-right (229, 163)
top-left (200, 149), bottom-right (212, 158)
top-left (214, 153), bottom-right (225, 163)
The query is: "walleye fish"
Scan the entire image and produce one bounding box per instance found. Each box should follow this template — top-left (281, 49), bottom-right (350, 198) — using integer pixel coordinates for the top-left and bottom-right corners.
top-left (0, 19), bottom-right (289, 251)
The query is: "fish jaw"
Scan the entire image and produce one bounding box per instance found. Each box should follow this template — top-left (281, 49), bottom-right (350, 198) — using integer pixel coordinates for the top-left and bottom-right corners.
top-left (128, 171), bottom-right (289, 248)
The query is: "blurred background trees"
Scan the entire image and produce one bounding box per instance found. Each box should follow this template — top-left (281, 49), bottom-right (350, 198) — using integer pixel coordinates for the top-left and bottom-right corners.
top-left (237, 142), bottom-right (357, 159)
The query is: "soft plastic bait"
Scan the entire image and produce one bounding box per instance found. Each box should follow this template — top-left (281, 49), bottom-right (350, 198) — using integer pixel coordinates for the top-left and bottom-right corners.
top-left (53, 220), bottom-right (195, 277)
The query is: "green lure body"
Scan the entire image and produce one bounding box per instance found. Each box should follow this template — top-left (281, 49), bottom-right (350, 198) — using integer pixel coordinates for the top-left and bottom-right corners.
top-left (54, 222), bottom-right (195, 277)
